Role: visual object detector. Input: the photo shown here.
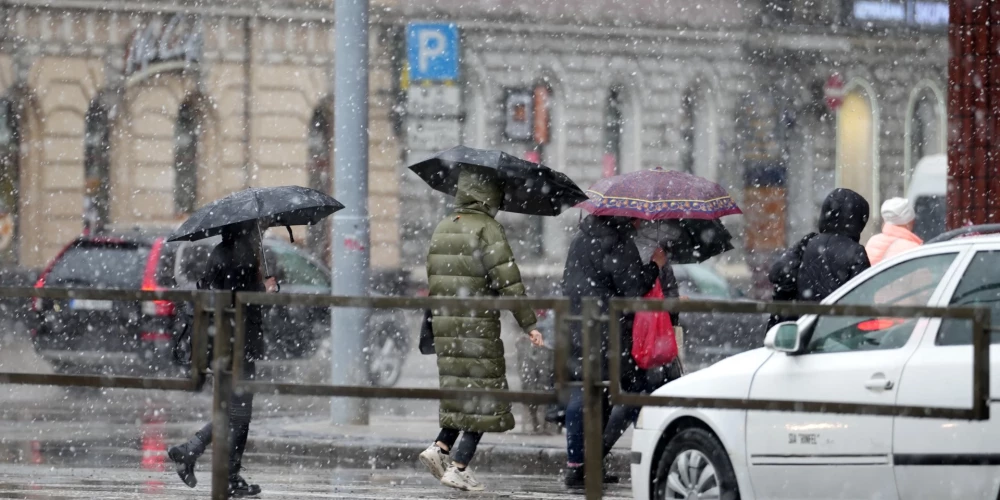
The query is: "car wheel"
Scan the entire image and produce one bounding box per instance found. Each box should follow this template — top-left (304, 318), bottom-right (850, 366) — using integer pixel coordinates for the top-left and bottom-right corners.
top-left (368, 334), bottom-right (405, 387)
top-left (653, 427), bottom-right (740, 500)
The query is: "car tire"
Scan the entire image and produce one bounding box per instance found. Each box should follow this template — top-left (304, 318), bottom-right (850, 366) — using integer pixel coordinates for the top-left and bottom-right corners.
top-left (652, 427), bottom-right (740, 500)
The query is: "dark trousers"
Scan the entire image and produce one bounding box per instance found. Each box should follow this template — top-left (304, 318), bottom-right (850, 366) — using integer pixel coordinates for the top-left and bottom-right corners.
top-left (436, 428), bottom-right (483, 465)
top-left (565, 387), bottom-right (612, 465)
top-left (601, 361), bottom-right (684, 457)
top-left (192, 361), bottom-right (256, 475)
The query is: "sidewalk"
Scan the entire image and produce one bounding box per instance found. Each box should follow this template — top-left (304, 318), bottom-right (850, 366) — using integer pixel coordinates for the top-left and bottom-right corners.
top-left (248, 414), bottom-right (633, 475)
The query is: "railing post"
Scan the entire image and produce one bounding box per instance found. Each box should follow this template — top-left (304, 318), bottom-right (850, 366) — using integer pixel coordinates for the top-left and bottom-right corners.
top-left (582, 298), bottom-right (604, 500)
top-left (190, 292), bottom-right (209, 389)
top-left (553, 301), bottom-right (570, 405)
top-left (211, 292), bottom-right (234, 500)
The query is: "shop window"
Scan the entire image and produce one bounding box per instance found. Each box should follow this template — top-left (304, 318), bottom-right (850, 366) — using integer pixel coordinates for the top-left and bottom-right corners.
top-left (835, 85), bottom-right (877, 235)
top-left (174, 101), bottom-right (200, 215)
top-left (0, 99), bottom-right (19, 264)
top-left (307, 105), bottom-right (333, 264)
top-left (84, 101), bottom-right (111, 233)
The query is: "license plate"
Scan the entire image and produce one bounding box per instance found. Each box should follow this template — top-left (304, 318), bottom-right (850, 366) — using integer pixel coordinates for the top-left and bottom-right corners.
top-left (69, 299), bottom-right (114, 311)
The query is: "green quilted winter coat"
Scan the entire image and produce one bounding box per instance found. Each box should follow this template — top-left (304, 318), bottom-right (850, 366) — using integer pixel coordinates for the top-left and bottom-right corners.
top-left (426, 169), bottom-right (537, 433)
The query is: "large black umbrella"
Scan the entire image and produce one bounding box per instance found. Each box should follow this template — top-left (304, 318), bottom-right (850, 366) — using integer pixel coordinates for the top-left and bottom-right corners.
top-left (635, 219), bottom-right (734, 264)
top-left (408, 146), bottom-right (587, 216)
top-left (168, 186), bottom-right (344, 242)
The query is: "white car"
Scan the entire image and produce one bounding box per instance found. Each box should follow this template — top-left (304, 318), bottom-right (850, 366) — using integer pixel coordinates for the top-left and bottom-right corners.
top-left (631, 233), bottom-right (1000, 500)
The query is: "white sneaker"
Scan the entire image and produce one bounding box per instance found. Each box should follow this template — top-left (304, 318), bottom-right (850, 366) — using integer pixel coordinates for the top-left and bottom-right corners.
top-left (441, 465), bottom-right (484, 492)
top-left (418, 445), bottom-right (449, 480)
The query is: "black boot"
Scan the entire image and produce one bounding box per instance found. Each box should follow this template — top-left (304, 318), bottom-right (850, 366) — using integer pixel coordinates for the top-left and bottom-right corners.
top-left (564, 465), bottom-right (618, 489)
top-left (168, 433), bottom-right (208, 488)
top-left (564, 466), bottom-right (585, 489)
top-left (228, 473), bottom-right (262, 497)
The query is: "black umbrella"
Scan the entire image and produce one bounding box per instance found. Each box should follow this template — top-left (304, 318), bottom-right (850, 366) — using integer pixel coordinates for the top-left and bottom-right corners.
top-left (408, 146), bottom-right (587, 216)
top-left (636, 219), bottom-right (734, 264)
top-left (167, 186), bottom-right (345, 243)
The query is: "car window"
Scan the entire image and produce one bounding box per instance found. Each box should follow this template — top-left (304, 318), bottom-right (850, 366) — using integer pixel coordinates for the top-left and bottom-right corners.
top-left (937, 251), bottom-right (1000, 346)
top-left (805, 253), bottom-right (957, 354)
top-left (272, 245), bottom-right (329, 288)
top-left (47, 243), bottom-right (149, 289)
top-left (684, 265), bottom-right (731, 299)
top-left (174, 243), bottom-right (214, 288)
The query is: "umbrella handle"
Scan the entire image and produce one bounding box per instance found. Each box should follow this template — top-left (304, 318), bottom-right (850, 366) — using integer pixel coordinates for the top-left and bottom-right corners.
top-left (256, 219), bottom-right (271, 278)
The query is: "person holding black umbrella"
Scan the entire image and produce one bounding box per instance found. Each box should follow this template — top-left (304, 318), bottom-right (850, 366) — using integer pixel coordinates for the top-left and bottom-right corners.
top-left (409, 147), bottom-right (587, 492)
top-left (565, 167), bottom-right (742, 488)
top-left (167, 221), bottom-right (275, 497)
top-left (164, 186), bottom-right (344, 497)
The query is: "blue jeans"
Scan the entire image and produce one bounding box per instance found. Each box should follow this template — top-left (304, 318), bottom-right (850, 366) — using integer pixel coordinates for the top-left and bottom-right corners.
top-left (565, 387), bottom-right (611, 465)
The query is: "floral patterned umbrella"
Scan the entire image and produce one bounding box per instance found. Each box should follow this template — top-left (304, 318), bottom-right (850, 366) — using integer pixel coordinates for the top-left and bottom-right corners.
top-left (577, 167), bottom-right (742, 220)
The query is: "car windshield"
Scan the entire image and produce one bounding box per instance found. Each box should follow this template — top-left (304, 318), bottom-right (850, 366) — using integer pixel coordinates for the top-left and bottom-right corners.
top-left (46, 242), bottom-right (149, 289)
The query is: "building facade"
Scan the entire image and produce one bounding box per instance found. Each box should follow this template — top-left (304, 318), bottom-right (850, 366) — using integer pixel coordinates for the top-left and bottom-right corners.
top-left (390, 0), bottom-right (949, 294)
top-left (0, 0), bottom-right (949, 295)
top-left (0, 0), bottom-right (401, 270)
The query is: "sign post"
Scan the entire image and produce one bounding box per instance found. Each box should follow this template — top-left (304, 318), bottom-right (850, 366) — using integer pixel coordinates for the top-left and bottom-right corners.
top-left (330, 0), bottom-right (371, 426)
top-left (403, 22), bottom-right (462, 233)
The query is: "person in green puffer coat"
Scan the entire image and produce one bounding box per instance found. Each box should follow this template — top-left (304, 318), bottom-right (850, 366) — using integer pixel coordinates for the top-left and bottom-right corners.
top-left (418, 167), bottom-right (544, 492)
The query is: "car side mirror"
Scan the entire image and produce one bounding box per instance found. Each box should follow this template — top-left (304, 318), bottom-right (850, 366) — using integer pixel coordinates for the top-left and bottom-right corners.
top-left (764, 322), bottom-right (802, 353)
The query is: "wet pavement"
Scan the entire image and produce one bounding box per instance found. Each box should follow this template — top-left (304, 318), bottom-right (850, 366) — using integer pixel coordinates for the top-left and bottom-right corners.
top-left (0, 325), bottom-right (635, 497)
top-left (0, 464), bottom-right (632, 499)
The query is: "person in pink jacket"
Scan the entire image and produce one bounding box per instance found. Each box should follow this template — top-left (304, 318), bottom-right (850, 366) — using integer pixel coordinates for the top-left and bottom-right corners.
top-left (865, 197), bottom-right (923, 265)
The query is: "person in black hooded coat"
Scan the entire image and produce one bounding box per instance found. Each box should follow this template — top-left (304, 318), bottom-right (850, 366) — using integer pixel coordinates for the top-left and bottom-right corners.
top-left (560, 214), bottom-right (664, 487)
top-left (768, 188), bottom-right (872, 327)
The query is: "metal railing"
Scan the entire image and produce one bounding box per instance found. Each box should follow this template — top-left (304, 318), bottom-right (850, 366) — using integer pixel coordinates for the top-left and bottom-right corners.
top-left (0, 286), bottom-right (993, 500)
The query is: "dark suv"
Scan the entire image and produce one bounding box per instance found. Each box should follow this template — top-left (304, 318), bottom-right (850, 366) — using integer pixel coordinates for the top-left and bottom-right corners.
top-left (31, 229), bottom-right (408, 379)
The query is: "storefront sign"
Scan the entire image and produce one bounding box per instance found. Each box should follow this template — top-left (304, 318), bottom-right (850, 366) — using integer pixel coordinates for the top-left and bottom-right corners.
top-left (125, 15), bottom-right (203, 77)
top-left (848, 0), bottom-right (947, 28)
top-left (504, 89), bottom-right (534, 141)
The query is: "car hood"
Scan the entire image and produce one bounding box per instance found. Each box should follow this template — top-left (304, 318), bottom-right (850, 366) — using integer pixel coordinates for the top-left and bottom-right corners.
top-left (653, 348), bottom-right (775, 399)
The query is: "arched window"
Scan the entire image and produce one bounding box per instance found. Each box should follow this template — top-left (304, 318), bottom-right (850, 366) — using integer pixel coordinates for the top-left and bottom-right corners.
top-left (681, 85), bottom-right (717, 180)
top-left (836, 83), bottom-right (879, 235)
top-left (0, 98), bottom-right (19, 263)
top-left (307, 104), bottom-right (333, 264)
top-left (174, 100), bottom-right (200, 214)
top-left (84, 100), bottom-right (111, 233)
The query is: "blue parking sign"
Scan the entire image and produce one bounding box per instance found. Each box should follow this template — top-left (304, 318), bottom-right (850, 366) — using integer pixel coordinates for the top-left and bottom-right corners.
top-left (406, 22), bottom-right (459, 82)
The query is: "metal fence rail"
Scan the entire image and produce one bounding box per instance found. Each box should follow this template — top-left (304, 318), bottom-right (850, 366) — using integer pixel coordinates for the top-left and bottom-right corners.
top-left (0, 286), bottom-right (993, 500)
top-left (0, 287), bottom-right (214, 392)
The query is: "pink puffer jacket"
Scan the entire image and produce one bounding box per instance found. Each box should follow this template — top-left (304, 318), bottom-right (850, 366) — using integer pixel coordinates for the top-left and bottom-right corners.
top-left (865, 224), bottom-right (923, 265)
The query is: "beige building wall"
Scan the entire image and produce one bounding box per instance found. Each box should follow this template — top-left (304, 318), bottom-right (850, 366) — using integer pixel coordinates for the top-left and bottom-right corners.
top-left (0, 8), bottom-right (402, 270)
top-left (25, 57), bottom-right (104, 267)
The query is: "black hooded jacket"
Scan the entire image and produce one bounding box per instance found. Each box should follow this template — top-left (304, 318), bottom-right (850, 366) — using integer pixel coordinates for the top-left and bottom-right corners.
top-left (562, 215), bottom-right (659, 385)
top-left (198, 230), bottom-right (266, 360)
top-left (768, 188), bottom-right (872, 325)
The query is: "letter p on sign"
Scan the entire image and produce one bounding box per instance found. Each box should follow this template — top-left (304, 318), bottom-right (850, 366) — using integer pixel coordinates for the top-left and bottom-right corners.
top-left (407, 23), bottom-right (459, 82)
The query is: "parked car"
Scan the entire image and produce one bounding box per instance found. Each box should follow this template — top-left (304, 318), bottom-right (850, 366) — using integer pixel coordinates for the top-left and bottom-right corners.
top-left (631, 229), bottom-right (1000, 500)
top-left (32, 229), bottom-right (409, 384)
top-left (672, 264), bottom-right (768, 370)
